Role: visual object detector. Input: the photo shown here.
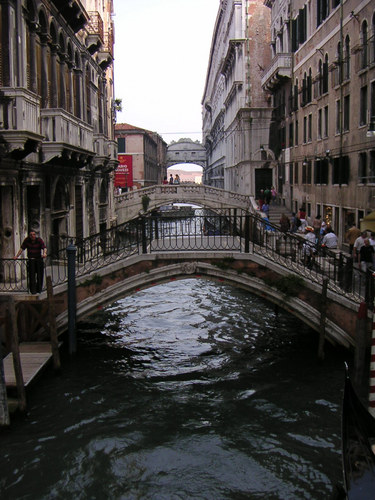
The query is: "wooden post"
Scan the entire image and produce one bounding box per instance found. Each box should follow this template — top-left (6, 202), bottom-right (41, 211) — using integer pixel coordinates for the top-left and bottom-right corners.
top-left (354, 302), bottom-right (368, 393)
top-left (318, 278), bottom-right (328, 361)
top-left (8, 297), bottom-right (27, 412)
top-left (46, 276), bottom-right (61, 371)
top-left (0, 334), bottom-right (10, 426)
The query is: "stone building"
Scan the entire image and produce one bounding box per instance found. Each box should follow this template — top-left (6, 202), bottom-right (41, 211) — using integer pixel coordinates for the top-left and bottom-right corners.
top-left (115, 124), bottom-right (167, 189)
top-left (0, 0), bottom-right (117, 259)
top-left (262, 0), bottom-right (375, 244)
top-left (202, 0), bottom-right (272, 196)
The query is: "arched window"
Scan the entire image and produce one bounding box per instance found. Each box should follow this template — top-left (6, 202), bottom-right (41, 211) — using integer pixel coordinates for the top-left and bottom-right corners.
top-left (302, 72), bottom-right (307, 105)
top-left (85, 63), bottom-right (91, 124)
top-left (318, 59), bottom-right (323, 96)
top-left (74, 52), bottom-right (81, 118)
top-left (49, 22), bottom-right (58, 108)
top-left (307, 68), bottom-right (312, 102)
top-left (336, 41), bottom-right (342, 84)
top-left (344, 35), bottom-right (350, 80)
top-left (323, 54), bottom-right (329, 94)
top-left (58, 33), bottom-right (66, 108)
top-left (37, 9), bottom-right (48, 107)
top-left (361, 20), bottom-right (368, 69)
top-left (66, 42), bottom-right (73, 113)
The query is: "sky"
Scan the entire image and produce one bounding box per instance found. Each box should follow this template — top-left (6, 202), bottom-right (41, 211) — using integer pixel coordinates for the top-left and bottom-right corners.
top-left (113, 0), bottom-right (219, 148)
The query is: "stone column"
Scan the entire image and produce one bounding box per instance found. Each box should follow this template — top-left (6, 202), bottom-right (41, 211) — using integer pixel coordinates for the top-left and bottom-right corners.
top-left (49, 44), bottom-right (58, 108)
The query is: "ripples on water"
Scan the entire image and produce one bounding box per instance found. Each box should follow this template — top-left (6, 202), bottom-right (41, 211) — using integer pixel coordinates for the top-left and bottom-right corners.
top-left (0, 279), bottom-right (349, 499)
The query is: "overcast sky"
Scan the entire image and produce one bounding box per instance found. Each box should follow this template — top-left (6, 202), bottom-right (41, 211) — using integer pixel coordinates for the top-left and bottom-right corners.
top-left (113, 0), bottom-right (218, 146)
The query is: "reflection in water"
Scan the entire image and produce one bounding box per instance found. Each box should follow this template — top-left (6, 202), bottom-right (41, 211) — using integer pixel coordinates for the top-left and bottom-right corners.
top-left (0, 279), bottom-right (348, 499)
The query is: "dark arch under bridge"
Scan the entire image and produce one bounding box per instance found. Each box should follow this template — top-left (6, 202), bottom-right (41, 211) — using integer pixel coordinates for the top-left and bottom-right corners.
top-left (1, 211), bottom-right (369, 353)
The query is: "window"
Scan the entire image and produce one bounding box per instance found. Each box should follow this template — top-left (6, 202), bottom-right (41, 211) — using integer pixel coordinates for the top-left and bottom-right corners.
top-left (318, 59), bottom-right (323, 97)
top-left (289, 163), bottom-right (294, 185)
top-left (317, 0), bottom-right (329, 27)
top-left (318, 108), bottom-right (322, 139)
top-left (308, 113), bottom-right (312, 141)
top-left (361, 21), bottom-right (368, 70)
top-left (336, 99), bottom-right (341, 134)
top-left (336, 41), bottom-right (342, 84)
top-left (344, 36), bottom-right (350, 80)
top-left (324, 105), bottom-right (329, 138)
top-left (323, 55), bottom-right (329, 94)
top-left (294, 162), bottom-right (299, 184)
top-left (307, 160), bottom-right (312, 184)
top-left (117, 137), bottom-right (126, 153)
top-left (291, 7), bottom-right (307, 52)
top-left (295, 119), bottom-right (299, 145)
top-left (303, 116), bottom-right (307, 143)
top-left (343, 95), bottom-right (350, 131)
top-left (302, 160), bottom-right (307, 184)
top-left (370, 151), bottom-right (375, 183)
top-left (315, 158), bottom-right (329, 184)
top-left (360, 85), bottom-right (368, 126)
top-left (359, 152), bottom-right (367, 183)
top-left (371, 81), bottom-right (375, 126)
top-left (332, 156), bottom-right (349, 185)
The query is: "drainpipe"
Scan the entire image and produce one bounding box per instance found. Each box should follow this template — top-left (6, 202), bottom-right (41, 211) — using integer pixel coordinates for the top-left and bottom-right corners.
top-left (245, 0), bottom-right (251, 107)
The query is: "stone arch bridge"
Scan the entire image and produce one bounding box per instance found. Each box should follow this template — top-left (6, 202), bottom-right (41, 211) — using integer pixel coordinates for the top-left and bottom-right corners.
top-left (166, 139), bottom-right (206, 169)
top-left (115, 184), bottom-right (254, 223)
top-left (2, 211), bottom-right (370, 356)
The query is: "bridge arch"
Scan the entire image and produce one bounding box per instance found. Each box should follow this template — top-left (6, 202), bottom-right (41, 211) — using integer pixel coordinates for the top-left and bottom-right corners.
top-left (50, 253), bottom-right (356, 351)
top-left (115, 185), bottom-right (255, 222)
top-left (166, 139), bottom-right (206, 169)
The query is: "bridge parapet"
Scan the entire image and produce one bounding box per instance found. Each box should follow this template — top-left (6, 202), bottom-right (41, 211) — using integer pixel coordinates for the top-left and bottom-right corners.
top-left (115, 184), bottom-right (254, 223)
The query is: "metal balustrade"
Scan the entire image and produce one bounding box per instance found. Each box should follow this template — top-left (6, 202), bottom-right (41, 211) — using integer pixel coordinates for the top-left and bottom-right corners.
top-left (0, 211), bottom-right (372, 305)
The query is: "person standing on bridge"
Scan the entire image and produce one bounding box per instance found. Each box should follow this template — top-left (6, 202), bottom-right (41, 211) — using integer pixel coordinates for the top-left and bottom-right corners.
top-left (174, 174), bottom-right (180, 184)
top-left (14, 230), bottom-right (47, 294)
top-left (169, 174), bottom-right (174, 184)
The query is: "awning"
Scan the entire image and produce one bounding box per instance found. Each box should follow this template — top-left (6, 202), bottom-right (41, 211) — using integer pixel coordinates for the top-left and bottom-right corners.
top-left (360, 211), bottom-right (375, 232)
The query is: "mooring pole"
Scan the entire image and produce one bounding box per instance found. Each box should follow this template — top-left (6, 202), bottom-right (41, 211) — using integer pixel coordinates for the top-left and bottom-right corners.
top-left (369, 274), bottom-right (375, 417)
top-left (354, 302), bottom-right (367, 392)
top-left (0, 332), bottom-right (9, 426)
top-left (318, 278), bottom-right (328, 361)
top-left (67, 241), bottom-right (77, 355)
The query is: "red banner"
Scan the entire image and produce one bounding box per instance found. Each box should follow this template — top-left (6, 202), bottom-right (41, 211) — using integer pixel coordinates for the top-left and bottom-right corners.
top-left (115, 155), bottom-right (133, 187)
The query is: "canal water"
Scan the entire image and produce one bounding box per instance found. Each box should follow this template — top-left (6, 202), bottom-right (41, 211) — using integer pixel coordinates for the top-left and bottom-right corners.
top-left (1, 279), bottom-right (350, 499)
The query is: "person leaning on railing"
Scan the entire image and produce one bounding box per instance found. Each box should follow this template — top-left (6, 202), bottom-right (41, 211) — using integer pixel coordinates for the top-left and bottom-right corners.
top-left (13, 230), bottom-right (47, 294)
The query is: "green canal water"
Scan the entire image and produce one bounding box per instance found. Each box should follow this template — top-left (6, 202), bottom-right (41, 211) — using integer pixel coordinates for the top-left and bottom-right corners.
top-left (0, 279), bottom-right (350, 499)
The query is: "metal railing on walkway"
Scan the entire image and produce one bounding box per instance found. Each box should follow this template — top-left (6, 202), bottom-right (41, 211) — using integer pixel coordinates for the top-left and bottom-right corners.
top-left (0, 211), bottom-right (372, 305)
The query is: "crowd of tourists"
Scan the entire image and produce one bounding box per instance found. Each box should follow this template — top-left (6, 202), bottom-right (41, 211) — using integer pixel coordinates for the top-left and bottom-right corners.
top-left (258, 194), bottom-right (375, 273)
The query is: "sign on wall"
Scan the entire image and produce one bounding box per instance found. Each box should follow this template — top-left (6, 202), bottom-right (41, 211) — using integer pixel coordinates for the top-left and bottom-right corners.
top-left (115, 155), bottom-right (133, 188)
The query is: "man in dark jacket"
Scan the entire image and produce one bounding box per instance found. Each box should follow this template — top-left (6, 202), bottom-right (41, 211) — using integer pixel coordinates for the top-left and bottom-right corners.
top-left (14, 230), bottom-right (47, 294)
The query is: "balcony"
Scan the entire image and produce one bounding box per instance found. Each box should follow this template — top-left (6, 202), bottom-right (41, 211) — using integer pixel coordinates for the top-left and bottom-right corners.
top-left (40, 108), bottom-right (94, 165)
top-left (52, 0), bottom-right (89, 33)
top-left (97, 28), bottom-right (114, 70)
top-left (86, 11), bottom-right (104, 55)
top-left (93, 135), bottom-right (118, 171)
top-left (261, 53), bottom-right (292, 91)
top-left (0, 88), bottom-right (43, 159)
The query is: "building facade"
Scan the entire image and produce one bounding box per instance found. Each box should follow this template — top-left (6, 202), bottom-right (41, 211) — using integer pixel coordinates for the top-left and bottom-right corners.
top-left (115, 123), bottom-right (167, 190)
top-left (262, 0), bottom-right (375, 244)
top-left (0, 0), bottom-right (117, 260)
top-left (202, 0), bottom-right (272, 196)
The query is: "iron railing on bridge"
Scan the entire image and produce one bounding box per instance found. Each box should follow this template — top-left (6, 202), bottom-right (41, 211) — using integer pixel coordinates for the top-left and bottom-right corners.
top-left (0, 211), bottom-right (373, 305)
